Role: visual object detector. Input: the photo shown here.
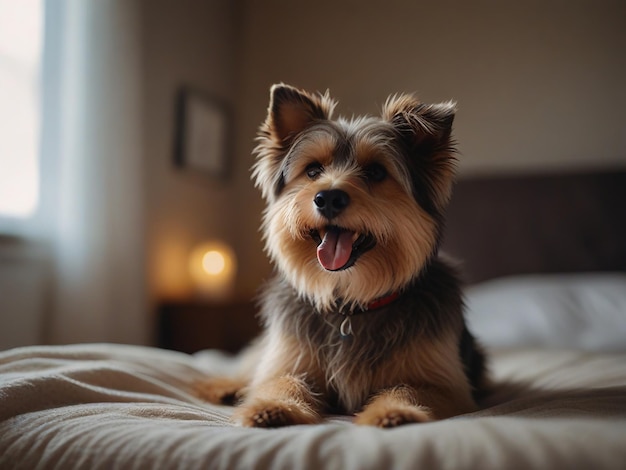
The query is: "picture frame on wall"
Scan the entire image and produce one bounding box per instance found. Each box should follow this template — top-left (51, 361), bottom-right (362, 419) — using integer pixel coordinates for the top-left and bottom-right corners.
top-left (174, 87), bottom-right (231, 179)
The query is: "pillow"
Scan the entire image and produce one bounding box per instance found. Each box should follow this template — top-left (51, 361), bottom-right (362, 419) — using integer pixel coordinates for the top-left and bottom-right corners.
top-left (464, 273), bottom-right (626, 352)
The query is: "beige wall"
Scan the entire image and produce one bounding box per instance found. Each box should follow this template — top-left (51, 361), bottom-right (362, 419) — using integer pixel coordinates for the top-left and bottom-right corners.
top-left (232, 0), bottom-right (626, 296)
top-left (142, 0), bottom-right (240, 304)
top-left (140, 0), bottom-right (626, 307)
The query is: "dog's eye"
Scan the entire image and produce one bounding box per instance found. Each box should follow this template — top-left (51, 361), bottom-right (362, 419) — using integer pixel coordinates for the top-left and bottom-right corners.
top-left (364, 163), bottom-right (387, 182)
top-left (305, 163), bottom-right (323, 180)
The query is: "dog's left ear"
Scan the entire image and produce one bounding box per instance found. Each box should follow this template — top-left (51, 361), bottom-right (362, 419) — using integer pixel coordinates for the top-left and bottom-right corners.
top-left (266, 84), bottom-right (336, 145)
top-left (382, 95), bottom-right (457, 212)
top-left (382, 94), bottom-right (456, 149)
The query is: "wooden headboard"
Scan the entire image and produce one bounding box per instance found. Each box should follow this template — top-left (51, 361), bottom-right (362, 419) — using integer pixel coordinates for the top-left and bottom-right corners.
top-left (441, 169), bottom-right (626, 284)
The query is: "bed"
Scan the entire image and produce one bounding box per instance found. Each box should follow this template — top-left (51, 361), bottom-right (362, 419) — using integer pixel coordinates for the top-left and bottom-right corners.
top-left (2, 169), bottom-right (626, 469)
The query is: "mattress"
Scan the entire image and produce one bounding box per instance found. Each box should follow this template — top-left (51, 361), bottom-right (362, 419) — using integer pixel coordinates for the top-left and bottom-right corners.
top-left (1, 273), bottom-right (626, 469)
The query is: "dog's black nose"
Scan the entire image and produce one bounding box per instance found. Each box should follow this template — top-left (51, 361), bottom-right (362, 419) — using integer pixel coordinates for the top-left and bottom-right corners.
top-left (314, 189), bottom-right (350, 219)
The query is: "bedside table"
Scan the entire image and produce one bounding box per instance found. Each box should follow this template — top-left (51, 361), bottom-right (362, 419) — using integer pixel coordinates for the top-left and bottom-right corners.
top-left (157, 301), bottom-right (260, 354)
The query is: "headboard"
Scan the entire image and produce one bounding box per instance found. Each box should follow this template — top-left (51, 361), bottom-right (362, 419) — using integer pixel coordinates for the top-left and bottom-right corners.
top-left (441, 169), bottom-right (626, 284)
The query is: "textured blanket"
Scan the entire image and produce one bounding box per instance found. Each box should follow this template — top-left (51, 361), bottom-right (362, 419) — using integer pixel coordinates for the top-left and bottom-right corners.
top-left (1, 344), bottom-right (626, 469)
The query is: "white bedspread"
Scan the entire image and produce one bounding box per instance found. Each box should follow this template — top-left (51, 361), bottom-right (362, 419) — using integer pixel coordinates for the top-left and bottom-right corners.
top-left (1, 343), bottom-right (625, 469)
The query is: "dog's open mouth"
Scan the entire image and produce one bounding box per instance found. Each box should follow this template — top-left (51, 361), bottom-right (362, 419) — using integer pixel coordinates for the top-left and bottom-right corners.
top-left (310, 226), bottom-right (376, 271)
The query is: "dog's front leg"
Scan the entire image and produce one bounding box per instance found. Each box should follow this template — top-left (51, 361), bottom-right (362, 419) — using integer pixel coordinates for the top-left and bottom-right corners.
top-left (232, 374), bottom-right (322, 428)
top-left (354, 384), bottom-right (433, 427)
top-left (354, 384), bottom-right (476, 427)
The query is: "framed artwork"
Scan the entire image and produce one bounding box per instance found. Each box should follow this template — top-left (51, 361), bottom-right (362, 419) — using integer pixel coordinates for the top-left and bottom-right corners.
top-left (174, 87), bottom-right (231, 178)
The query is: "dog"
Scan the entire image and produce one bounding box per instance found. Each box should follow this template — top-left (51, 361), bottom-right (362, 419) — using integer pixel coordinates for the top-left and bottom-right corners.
top-left (195, 83), bottom-right (487, 428)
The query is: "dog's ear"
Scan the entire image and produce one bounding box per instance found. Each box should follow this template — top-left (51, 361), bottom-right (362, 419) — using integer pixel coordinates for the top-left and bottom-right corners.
top-left (266, 84), bottom-right (336, 145)
top-left (382, 94), bottom-right (456, 149)
top-left (253, 85), bottom-right (336, 201)
top-left (383, 95), bottom-right (457, 213)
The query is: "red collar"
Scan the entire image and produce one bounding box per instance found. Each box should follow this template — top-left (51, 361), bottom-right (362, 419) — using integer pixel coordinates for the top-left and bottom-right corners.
top-left (338, 291), bottom-right (401, 337)
top-left (335, 291), bottom-right (401, 319)
top-left (365, 291), bottom-right (400, 310)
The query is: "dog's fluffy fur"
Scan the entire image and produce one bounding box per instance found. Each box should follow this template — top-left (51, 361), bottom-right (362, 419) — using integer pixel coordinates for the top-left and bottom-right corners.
top-left (195, 84), bottom-right (487, 428)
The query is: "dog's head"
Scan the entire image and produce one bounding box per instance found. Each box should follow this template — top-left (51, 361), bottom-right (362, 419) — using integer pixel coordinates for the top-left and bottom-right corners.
top-left (253, 84), bottom-right (457, 311)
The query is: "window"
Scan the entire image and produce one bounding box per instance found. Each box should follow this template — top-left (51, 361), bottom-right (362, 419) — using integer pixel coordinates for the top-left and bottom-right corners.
top-left (0, 0), bottom-right (43, 222)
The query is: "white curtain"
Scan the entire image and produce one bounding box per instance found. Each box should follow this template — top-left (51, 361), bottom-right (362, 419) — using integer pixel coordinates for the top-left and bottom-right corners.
top-left (41, 0), bottom-right (147, 344)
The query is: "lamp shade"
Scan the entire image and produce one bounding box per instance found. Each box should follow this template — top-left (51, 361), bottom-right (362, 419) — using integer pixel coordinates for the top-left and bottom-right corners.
top-left (189, 241), bottom-right (236, 301)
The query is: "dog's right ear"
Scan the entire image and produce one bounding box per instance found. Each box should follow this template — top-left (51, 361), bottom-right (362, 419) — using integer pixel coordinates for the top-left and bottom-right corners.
top-left (253, 84), bottom-right (336, 201)
top-left (265, 84), bottom-right (336, 145)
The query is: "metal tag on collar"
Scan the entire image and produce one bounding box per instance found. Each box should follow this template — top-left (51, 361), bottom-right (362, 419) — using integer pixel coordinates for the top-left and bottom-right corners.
top-left (340, 315), bottom-right (353, 338)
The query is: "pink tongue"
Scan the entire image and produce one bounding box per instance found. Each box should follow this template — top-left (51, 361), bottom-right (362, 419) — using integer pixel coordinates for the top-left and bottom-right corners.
top-left (317, 229), bottom-right (354, 271)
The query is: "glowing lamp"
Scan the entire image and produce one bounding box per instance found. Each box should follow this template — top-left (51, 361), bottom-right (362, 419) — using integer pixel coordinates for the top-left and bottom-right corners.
top-left (189, 241), bottom-right (236, 301)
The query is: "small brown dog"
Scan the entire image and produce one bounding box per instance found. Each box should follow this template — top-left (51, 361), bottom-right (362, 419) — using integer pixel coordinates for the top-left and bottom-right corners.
top-left (196, 84), bottom-right (487, 428)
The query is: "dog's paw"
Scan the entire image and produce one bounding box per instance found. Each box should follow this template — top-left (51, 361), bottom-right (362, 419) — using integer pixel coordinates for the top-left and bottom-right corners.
top-left (193, 377), bottom-right (247, 405)
top-left (354, 404), bottom-right (433, 428)
top-left (233, 399), bottom-right (320, 428)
